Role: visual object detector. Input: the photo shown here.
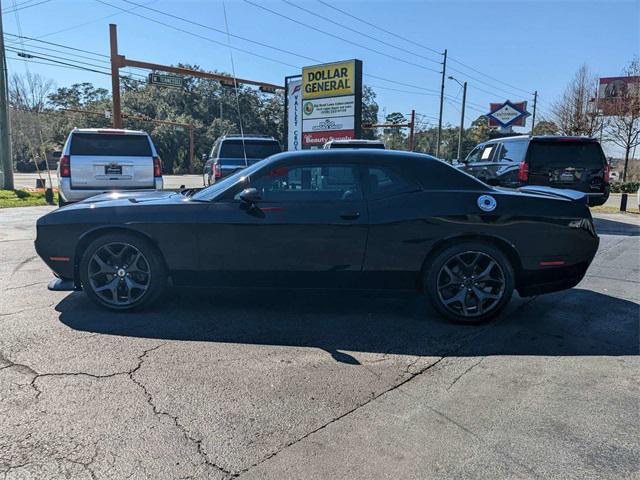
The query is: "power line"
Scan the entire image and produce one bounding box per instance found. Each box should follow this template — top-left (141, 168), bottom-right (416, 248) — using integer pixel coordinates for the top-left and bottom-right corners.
top-left (95, 0), bottom-right (302, 69)
top-left (5, 0), bottom-right (159, 45)
top-left (2, 0), bottom-right (51, 15)
top-left (96, 0), bottom-right (447, 98)
top-left (117, 0), bottom-right (319, 63)
top-left (315, 0), bottom-right (441, 56)
top-left (7, 52), bottom-right (112, 76)
top-left (4, 32), bottom-right (109, 58)
top-left (315, 0), bottom-right (537, 100)
top-left (5, 43), bottom-right (147, 79)
top-left (281, 0), bottom-right (441, 66)
top-left (242, 0), bottom-right (441, 74)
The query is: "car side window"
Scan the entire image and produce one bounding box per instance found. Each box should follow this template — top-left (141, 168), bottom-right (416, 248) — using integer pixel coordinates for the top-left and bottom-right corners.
top-left (497, 140), bottom-right (527, 163)
top-left (466, 145), bottom-right (495, 164)
top-left (211, 141), bottom-right (220, 159)
top-left (366, 166), bottom-right (419, 200)
top-left (249, 164), bottom-right (362, 202)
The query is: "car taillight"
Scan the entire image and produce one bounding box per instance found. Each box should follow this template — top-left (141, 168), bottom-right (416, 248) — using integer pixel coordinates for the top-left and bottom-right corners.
top-left (153, 156), bottom-right (162, 177)
top-left (517, 161), bottom-right (529, 182)
top-left (214, 163), bottom-right (221, 178)
top-left (59, 155), bottom-right (70, 177)
top-left (603, 162), bottom-right (610, 183)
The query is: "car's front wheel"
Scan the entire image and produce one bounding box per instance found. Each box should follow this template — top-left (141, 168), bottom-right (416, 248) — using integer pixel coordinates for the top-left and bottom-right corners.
top-left (79, 233), bottom-right (167, 311)
top-left (425, 242), bottom-right (514, 324)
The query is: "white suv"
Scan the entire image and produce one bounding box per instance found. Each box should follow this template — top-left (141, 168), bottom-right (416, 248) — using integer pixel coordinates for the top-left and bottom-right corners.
top-left (57, 128), bottom-right (163, 206)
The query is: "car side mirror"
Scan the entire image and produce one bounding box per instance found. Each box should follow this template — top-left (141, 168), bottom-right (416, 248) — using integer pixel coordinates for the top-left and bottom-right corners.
top-left (239, 187), bottom-right (261, 205)
top-left (52, 151), bottom-right (62, 159)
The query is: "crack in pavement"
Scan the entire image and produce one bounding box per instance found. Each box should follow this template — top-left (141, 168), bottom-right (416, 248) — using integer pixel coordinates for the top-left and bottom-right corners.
top-left (0, 302), bottom-right (55, 317)
top-left (235, 355), bottom-right (447, 478)
top-left (446, 357), bottom-right (485, 390)
top-left (236, 295), bottom-right (540, 478)
top-left (11, 256), bottom-right (37, 276)
top-left (127, 350), bottom-right (235, 479)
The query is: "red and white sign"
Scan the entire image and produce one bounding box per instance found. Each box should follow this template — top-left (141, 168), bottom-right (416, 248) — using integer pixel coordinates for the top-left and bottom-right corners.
top-left (302, 130), bottom-right (355, 146)
top-left (487, 101), bottom-right (528, 128)
top-left (598, 76), bottom-right (640, 115)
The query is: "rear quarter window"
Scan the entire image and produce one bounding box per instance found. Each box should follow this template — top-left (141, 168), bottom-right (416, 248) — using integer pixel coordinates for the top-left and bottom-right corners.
top-left (70, 134), bottom-right (152, 156)
top-left (527, 141), bottom-right (605, 169)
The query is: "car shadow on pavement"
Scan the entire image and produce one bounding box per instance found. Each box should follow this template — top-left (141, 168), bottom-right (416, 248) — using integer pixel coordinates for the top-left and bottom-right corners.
top-left (56, 287), bottom-right (639, 363)
top-left (594, 217), bottom-right (640, 236)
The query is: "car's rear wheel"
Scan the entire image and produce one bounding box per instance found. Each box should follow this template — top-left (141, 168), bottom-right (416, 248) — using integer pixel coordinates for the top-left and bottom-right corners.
top-left (58, 195), bottom-right (68, 207)
top-left (425, 242), bottom-right (514, 324)
top-left (80, 233), bottom-right (167, 311)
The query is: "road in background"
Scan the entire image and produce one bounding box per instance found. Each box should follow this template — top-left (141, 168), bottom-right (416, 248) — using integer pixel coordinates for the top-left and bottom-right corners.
top-left (0, 207), bottom-right (638, 479)
top-left (12, 172), bottom-right (205, 190)
top-left (12, 173), bottom-right (637, 211)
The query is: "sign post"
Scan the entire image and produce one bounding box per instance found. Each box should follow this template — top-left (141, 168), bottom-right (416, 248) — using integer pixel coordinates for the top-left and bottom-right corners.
top-left (284, 75), bottom-right (303, 151)
top-left (301, 59), bottom-right (362, 149)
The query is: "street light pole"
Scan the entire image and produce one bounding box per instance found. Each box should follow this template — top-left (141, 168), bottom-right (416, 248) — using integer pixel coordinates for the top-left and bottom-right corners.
top-left (449, 76), bottom-right (467, 162)
top-left (436, 49), bottom-right (447, 159)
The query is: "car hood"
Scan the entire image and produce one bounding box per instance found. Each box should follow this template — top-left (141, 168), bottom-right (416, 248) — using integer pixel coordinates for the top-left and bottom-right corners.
top-left (80, 190), bottom-right (178, 204)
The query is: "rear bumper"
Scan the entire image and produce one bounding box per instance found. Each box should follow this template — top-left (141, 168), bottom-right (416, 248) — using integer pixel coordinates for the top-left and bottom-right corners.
top-left (59, 177), bottom-right (164, 203)
top-left (517, 262), bottom-right (591, 296)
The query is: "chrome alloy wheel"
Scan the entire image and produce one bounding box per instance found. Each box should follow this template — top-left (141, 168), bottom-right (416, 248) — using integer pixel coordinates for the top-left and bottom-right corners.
top-left (87, 242), bottom-right (151, 307)
top-left (436, 251), bottom-right (505, 318)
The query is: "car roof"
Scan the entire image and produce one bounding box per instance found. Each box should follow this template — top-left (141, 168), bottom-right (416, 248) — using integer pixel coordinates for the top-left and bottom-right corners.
top-left (72, 128), bottom-right (148, 136)
top-left (264, 148), bottom-right (437, 165)
top-left (326, 139), bottom-right (385, 145)
top-left (483, 135), bottom-right (598, 145)
top-left (220, 135), bottom-right (278, 142)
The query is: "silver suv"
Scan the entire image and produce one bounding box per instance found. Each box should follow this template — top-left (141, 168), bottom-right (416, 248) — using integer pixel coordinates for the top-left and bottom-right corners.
top-left (57, 128), bottom-right (163, 206)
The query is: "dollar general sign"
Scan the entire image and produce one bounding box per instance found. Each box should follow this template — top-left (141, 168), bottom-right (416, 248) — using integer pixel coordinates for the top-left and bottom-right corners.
top-left (302, 60), bottom-right (356, 99)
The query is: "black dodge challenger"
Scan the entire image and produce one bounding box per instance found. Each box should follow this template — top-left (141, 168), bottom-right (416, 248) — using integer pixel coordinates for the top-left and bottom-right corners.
top-left (35, 149), bottom-right (599, 323)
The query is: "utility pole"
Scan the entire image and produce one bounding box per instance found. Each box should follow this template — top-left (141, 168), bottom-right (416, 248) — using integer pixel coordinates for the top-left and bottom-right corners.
top-left (109, 24), bottom-right (123, 128)
top-left (0, 1), bottom-right (13, 189)
top-left (457, 81), bottom-right (467, 161)
top-left (436, 49), bottom-right (447, 159)
top-left (531, 90), bottom-right (538, 134)
top-left (408, 109), bottom-right (415, 151)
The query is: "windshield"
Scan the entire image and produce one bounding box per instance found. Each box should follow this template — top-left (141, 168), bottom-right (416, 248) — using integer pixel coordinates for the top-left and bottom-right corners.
top-left (190, 158), bottom-right (270, 201)
top-left (220, 140), bottom-right (281, 159)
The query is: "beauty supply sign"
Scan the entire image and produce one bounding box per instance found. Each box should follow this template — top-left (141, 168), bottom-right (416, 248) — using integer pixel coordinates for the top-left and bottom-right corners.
top-left (301, 59), bottom-right (362, 148)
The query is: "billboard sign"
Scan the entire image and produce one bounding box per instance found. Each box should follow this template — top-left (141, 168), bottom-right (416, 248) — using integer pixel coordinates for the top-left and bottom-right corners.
top-left (285, 77), bottom-right (303, 151)
top-left (302, 131), bottom-right (356, 147)
top-left (302, 96), bottom-right (355, 120)
top-left (303, 116), bottom-right (355, 133)
top-left (301, 59), bottom-right (362, 148)
top-left (487, 101), bottom-right (529, 128)
top-left (598, 76), bottom-right (640, 115)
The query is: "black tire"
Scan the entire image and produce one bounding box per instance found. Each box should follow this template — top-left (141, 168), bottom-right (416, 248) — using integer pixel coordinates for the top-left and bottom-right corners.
top-left (79, 232), bottom-right (167, 311)
top-left (424, 241), bottom-right (514, 324)
top-left (58, 195), bottom-right (68, 207)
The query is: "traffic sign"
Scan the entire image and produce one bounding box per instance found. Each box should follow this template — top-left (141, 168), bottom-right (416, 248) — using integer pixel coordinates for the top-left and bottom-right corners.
top-left (148, 73), bottom-right (185, 89)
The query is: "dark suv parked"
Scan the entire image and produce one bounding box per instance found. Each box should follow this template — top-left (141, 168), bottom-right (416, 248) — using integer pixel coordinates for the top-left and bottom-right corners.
top-left (457, 136), bottom-right (610, 206)
top-left (203, 135), bottom-right (281, 185)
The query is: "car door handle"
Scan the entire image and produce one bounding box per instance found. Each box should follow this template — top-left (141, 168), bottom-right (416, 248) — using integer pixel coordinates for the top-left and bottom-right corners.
top-left (340, 212), bottom-right (360, 220)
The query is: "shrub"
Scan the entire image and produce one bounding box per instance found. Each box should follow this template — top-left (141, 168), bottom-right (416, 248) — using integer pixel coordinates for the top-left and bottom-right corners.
top-left (610, 182), bottom-right (640, 194)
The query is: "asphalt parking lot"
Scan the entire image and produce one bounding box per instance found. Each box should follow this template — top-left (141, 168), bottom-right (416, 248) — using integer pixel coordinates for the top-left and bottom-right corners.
top-left (1, 206), bottom-right (639, 479)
